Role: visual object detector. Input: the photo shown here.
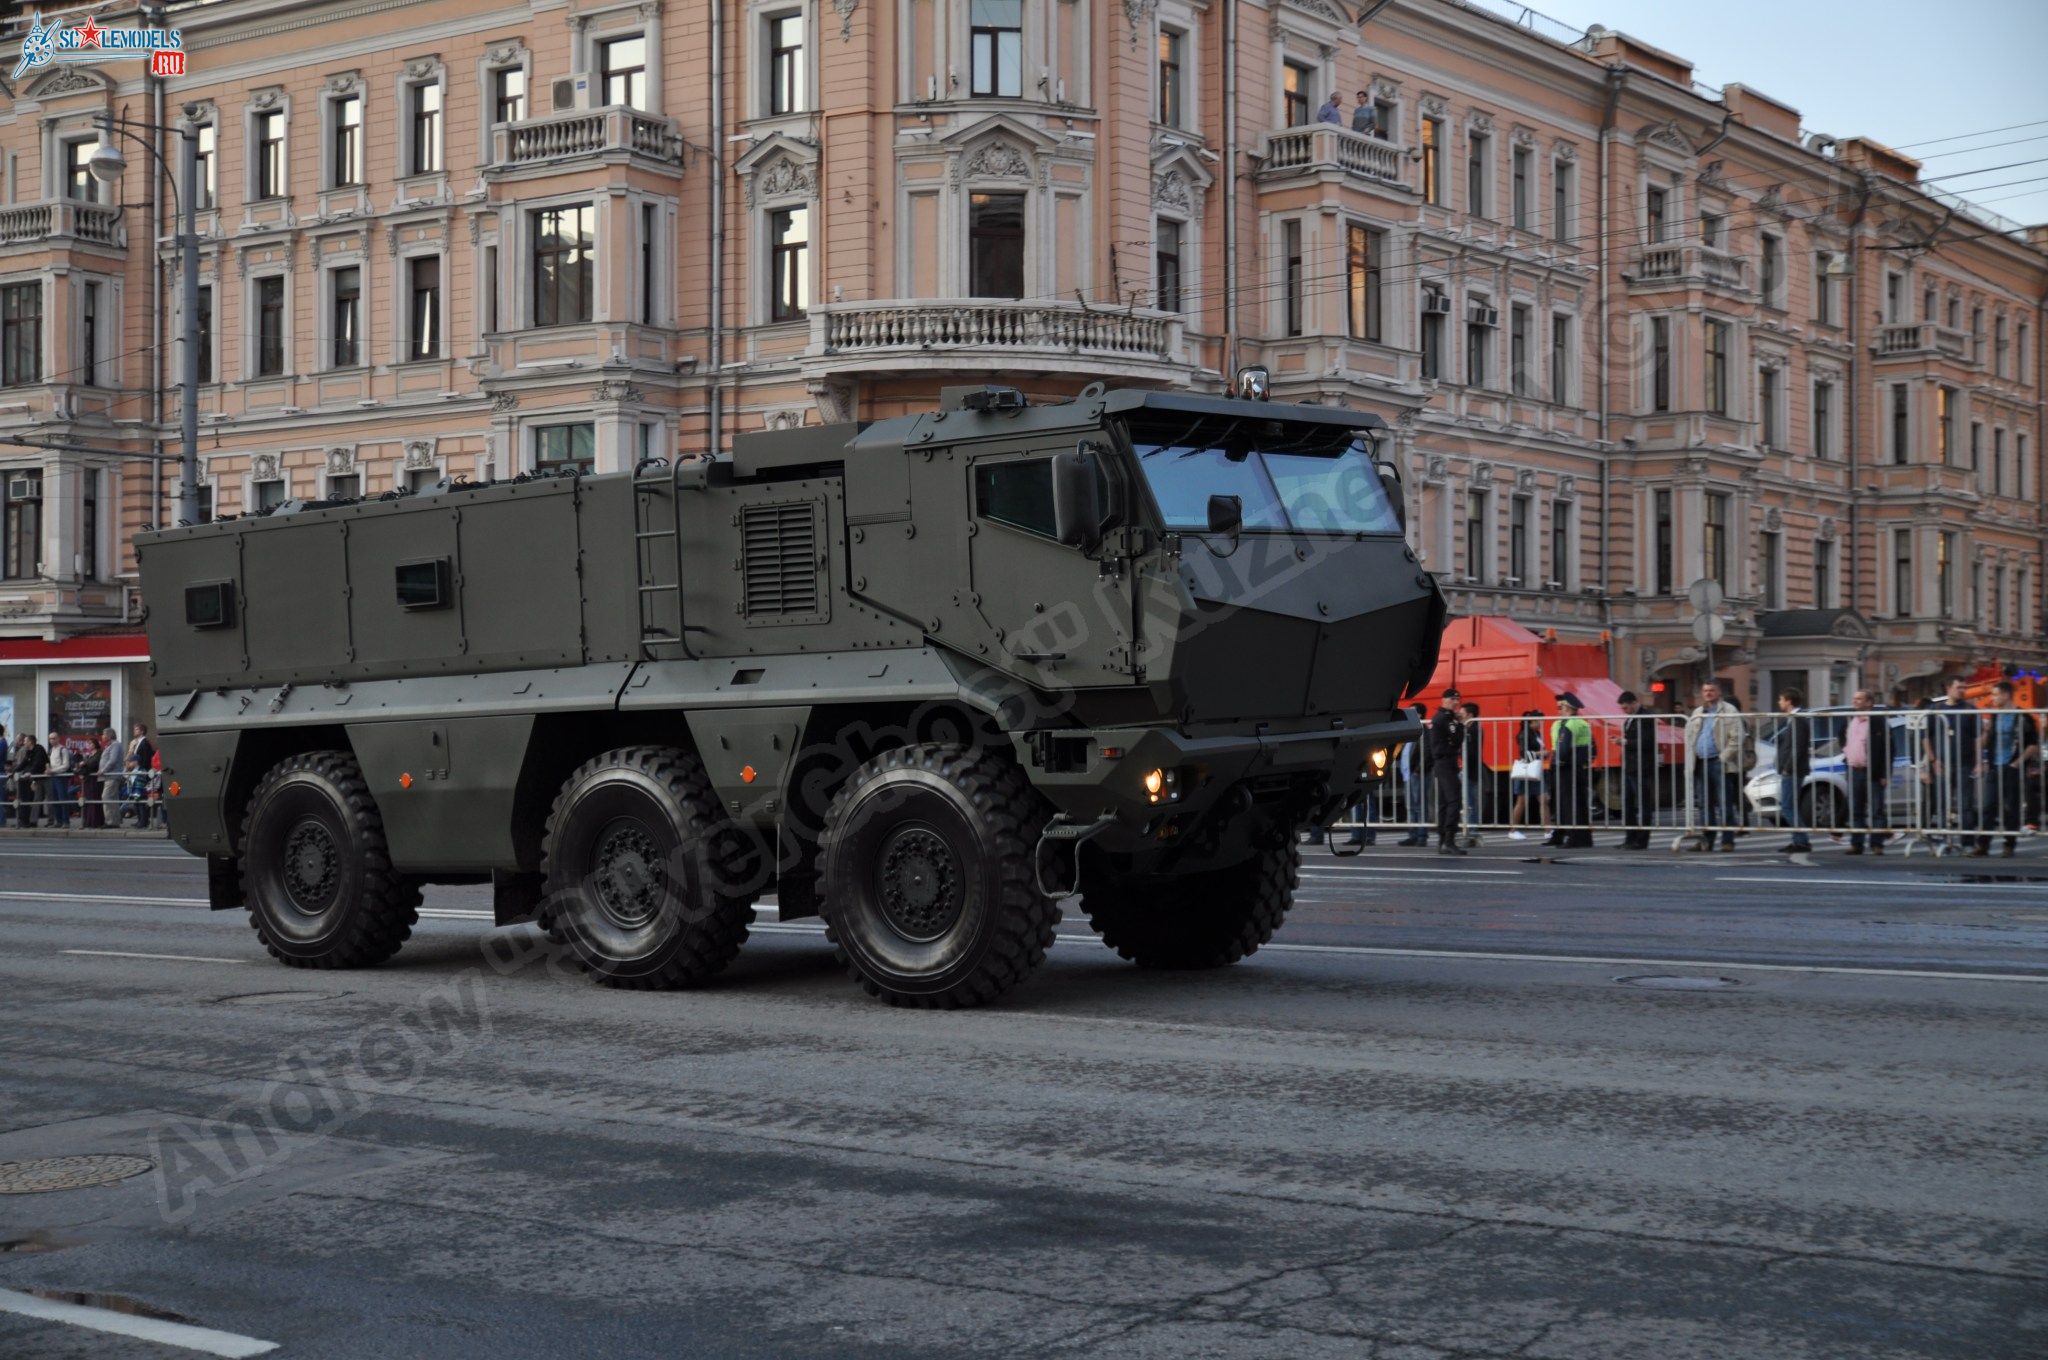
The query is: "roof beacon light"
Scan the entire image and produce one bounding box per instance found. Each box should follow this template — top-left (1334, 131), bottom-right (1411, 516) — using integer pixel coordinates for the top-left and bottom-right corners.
top-left (1235, 366), bottom-right (1271, 401)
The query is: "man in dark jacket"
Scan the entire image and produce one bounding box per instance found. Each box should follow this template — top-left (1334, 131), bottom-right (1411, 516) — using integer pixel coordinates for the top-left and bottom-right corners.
top-left (1616, 691), bottom-right (1657, 849)
top-left (1774, 688), bottom-right (1813, 854)
top-left (1928, 677), bottom-right (1980, 847)
top-left (1428, 689), bottom-right (1467, 855)
top-left (1843, 688), bottom-right (1892, 854)
top-left (12, 732), bottom-right (48, 827)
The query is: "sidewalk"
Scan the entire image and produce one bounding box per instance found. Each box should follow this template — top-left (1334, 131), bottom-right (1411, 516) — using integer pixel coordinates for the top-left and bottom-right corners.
top-left (0, 826), bottom-right (167, 839)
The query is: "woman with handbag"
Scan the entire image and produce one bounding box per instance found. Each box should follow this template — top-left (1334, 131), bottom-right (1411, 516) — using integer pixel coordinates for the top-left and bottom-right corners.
top-left (1507, 710), bottom-right (1547, 841)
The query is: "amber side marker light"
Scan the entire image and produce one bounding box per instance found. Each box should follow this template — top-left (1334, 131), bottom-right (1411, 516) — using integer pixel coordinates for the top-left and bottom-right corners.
top-left (740, 765), bottom-right (758, 784)
top-left (398, 772), bottom-right (414, 790)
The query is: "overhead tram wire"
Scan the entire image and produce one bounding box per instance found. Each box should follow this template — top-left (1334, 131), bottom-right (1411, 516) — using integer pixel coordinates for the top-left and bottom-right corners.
top-left (1893, 118), bottom-right (2048, 150)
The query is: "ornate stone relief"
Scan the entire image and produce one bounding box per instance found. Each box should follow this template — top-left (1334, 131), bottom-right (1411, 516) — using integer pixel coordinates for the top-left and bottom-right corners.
top-left (834, 0), bottom-right (860, 40)
top-left (490, 392), bottom-right (519, 412)
top-left (403, 440), bottom-right (437, 470)
top-left (749, 155), bottom-right (817, 206)
top-left (594, 380), bottom-right (643, 403)
top-left (325, 446), bottom-right (357, 475)
top-left (962, 140), bottom-right (1031, 182)
top-left (1153, 167), bottom-right (1195, 213)
top-left (252, 454), bottom-right (280, 481)
top-left (1122, 0), bottom-right (1157, 46)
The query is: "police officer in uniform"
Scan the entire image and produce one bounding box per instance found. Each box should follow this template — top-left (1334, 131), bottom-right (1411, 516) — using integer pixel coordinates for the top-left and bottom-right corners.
top-left (1429, 689), bottom-right (1468, 856)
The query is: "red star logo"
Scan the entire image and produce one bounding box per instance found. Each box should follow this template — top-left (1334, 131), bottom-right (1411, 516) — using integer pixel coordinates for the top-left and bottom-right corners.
top-left (76, 17), bottom-right (103, 49)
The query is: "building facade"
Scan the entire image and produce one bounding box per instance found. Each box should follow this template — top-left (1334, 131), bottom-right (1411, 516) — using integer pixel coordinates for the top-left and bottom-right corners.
top-left (0, 0), bottom-right (2042, 736)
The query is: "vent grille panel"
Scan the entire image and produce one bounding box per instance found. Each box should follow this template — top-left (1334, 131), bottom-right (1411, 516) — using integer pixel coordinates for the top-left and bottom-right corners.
top-left (741, 502), bottom-right (821, 620)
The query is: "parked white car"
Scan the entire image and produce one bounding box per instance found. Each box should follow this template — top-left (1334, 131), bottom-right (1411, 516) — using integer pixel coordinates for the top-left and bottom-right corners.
top-left (1743, 710), bottom-right (1921, 828)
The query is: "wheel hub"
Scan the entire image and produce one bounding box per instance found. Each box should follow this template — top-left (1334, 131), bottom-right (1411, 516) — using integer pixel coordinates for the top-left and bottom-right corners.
top-left (877, 826), bottom-right (964, 941)
top-left (592, 822), bottom-right (664, 930)
top-left (281, 819), bottom-right (340, 915)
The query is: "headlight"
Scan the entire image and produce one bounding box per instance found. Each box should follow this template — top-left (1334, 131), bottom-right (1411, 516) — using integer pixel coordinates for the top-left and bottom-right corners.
top-left (1368, 748), bottom-right (1389, 774)
top-left (1143, 767), bottom-right (1180, 803)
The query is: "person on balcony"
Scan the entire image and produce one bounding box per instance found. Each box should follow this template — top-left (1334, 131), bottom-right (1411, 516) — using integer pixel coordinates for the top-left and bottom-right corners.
top-left (1351, 91), bottom-right (1377, 136)
top-left (1316, 92), bottom-right (1345, 126)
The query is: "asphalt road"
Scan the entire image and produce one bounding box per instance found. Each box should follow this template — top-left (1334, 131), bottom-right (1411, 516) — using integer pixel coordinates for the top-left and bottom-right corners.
top-left (1, 830), bottom-right (2044, 1358)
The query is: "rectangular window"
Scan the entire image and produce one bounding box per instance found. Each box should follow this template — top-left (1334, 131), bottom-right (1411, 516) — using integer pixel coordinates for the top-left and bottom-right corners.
top-left (3, 282), bottom-right (43, 387)
top-left (73, 472), bottom-right (92, 573)
top-left (1893, 530), bottom-right (1912, 617)
top-left (195, 483), bottom-right (215, 524)
top-left (1282, 220), bottom-right (1304, 337)
top-left (1282, 61), bottom-right (1311, 128)
top-left (768, 12), bottom-right (806, 116)
top-left (1971, 422), bottom-right (1982, 475)
top-left (1761, 529), bottom-right (1781, 609)
top-left (1509, 304), bottom-right (1530, 396)
top-left (410, 82), bottom-right (442, 175)
top-left (532, 204), bottom-right (595, 326)
top-left (1891, 384), bottom-right (1910, 463)
top-left (1653, 489), bottom-right (1673, 595)
top-left (534, 422), bottom-right (595, 473)
top-left (968, 192), bottom-right (1024, 299)
top-left (1760, 234), bottom-right (1782, 306)
top-left (484, 245), bottom-right (499, 333)
top-left (2019, 323), bottom-right (2032, 386)
top-left (255, 109), bottom-right (286, 199)
top-left (1466, 131), bottom-right (1489, 217)
top-left (1885, 273), bottom-right (1902, 323)
top-left (1420, 290), bottom-right (1444, 381)
top-left (1465, 302), bottom-right (1491, 388)
top-left (969, 0), bottom-right (1023, 98)
top-left (1509, 495), bottom-right (1529, 583)
top-left (1758, 366), bottom-right (1779, 448)
top-left (599, 34), bottom-right (648, 108)
top-left (1464, 488), bottom-right (1487, 581)
top-left (1937, 531), bottom-right (1955, 617)
top-left (80, 280), bottom-right (100, 387)
top-left (1372, 99), bottom-right (1395, 142)
top-left (770, 205), bottom-right (810, 320)
top-left (1420, 116), bottom-right (1442, 204)
top-left (1947, 294), bottom-right (1961, 329)
top-left (640, 203), bottom-right (658, 324)
top-left (1650, 315), bottom-right (1670, 412)
top-left (1923, 284), bottom-right (1937, 322)
top-left (1156, 219), bottom-right (1183, 315)
top-left (408, 256), bottom-right (441, 361)
top-left (1936, 385), bottom-right (1955, 464)
top-left (1814, 537), bottom-right (1834, 609)
top-left (1813, 252), bottom-right (1834, 325)
top-left (3, 470), bottom-right (43, 579)
top-left (194, 284), bottom-right (213, 384)
top-left (1992, 565), bottom-right (2007, 631)
top-left (255, 477), bottom-right (285, 512)
top-left (1704, 492), bottom-right (1729, 590)
top-left (1345, 224), bottom-right (1380, 341)
top-left (1552, 160), bottom-right (1573, 241)
top-left (1995, 315), bottom-right (2009, 377)
top-left (1510, 146), bottom-right (1530, 230)
top-left (1645, 185), bottom-right (1667, 243)
top-left (1993, 428), bottom-right (2006, 497)
top-left (1813, 380), bottom-right (1834, 458)
top-left (1699, 212), bottom-right (1722, 248)
top-left (327, 473), bottom-right (361, 501)
top-left (194, 123), bottom-right (216, 210)
top-left (64, 140), bottom-right (96, 202)
top-left (1704, 319), bottom-right (1729, 415)
top-left (330, 95), bottom-right (362, 188)
top-left (1551, 500), bottom-right (1572, 588)
top-left (255, 276), bottom-right (286, 375)
top-left (405, 465), bottom-right (440, 493)
top-left (493, 66), bottom-right (526, 124)
top-left (1157, 28), bottom-right (1183, 128)
top-left (331, 265), bottom-right (361, 368)
top-left (1549, 314), bottom-right (1571, 402)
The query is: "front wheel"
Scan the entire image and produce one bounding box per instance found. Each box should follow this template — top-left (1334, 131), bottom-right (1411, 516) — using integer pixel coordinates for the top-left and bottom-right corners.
top-left (240, 751), bottom-right (421, 969)
top-left (1081, 839), bottom-right (1300, 969)
top-left (817, 744), bottom-right (1056, 1008)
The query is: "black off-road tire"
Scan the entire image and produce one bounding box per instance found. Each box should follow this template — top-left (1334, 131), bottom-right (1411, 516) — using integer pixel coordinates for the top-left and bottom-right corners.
top-left (240, 751), bottom-right (421, 969)
top-left (539, 746), bottom-right (756, 989)
top-left (817, 744), bottom-right (1057, 1008)
top-left (1082, 839), bottom-right (1300, 969)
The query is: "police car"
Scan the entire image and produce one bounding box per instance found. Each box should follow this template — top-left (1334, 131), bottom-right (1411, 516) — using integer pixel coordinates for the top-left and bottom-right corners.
top-left (1743, 708), bottom-right (1922, 828)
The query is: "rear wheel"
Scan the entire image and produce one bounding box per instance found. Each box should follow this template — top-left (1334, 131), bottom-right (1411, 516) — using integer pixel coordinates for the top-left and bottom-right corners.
top-left (539, 746), bottom-right (756, 989)
top-left (1082, 839), bottom-right (1300, 969)
top-left (817, 744), bottom-right (1055, 1008)
top-left (1800, 784), bottom-right (1847, 834)
top-left (240, 751), bottom-right (421, 969)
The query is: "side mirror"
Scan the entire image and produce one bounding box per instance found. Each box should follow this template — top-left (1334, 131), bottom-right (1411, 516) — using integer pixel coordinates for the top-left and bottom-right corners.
top-left (1206, 493), bottom-right (1243, 537)
top-left (1050, 449), bottom-right (1102, 550)
top-left (1376, 462), bottom-right (1406, 529)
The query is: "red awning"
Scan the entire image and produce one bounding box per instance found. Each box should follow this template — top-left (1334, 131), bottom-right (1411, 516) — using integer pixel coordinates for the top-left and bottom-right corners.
top-left (0, 632), bottom-right (151, 665)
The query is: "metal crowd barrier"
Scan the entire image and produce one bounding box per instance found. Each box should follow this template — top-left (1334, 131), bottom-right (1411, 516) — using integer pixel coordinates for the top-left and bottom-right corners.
top-left (0, 769), bottom-right (165, 830)
top-left (1323, 708), bottom-right (2046, 856)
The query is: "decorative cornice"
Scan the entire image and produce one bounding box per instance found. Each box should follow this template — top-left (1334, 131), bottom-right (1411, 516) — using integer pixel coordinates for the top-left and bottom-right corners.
top-left (834, 0), bottom-right (860, 41)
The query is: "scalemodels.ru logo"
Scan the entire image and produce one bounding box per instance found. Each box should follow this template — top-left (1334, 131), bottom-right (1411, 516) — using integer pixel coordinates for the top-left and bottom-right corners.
top-left (11, 10), bottom-right (187, 81)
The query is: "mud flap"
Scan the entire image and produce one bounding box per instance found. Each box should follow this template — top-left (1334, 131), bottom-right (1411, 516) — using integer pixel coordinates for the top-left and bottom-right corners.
top-left (206, 855), bottom-right (245, 910)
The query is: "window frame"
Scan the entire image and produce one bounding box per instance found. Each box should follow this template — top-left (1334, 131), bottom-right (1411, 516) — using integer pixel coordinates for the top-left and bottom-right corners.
top-left (1, 280), bottom-right (43, 388)
top-left (1156, 26), bottom-right (1185, 128)
top-left (253, 107), bottom-right (287, 200)
top-left (533, 421), bottom-right (597, 474)
top-left (968, 0), bottom-right (1024, 99)
top-left (192, 122), bottom-right (217, 211)
top-left (1465, 128), bottom-right (1490, 219)
top-left (406, 253), bottom-right (443, 362)
top-left (328, 92), bottom-right (363, 189)
top-left (1704, 318), bottom-right (1730, 416)
top-left (768, 203), bottom-right (811, 322)
top-left (765, 10), bottom-right (807, 117)
top-left (1344, 222), bottom-right (1381, 343)
top-left (598, 33), bottom-right (650, 109)
top-left (1155, 216), bottom-right (1185, 315)
top-left (492, 64), bottom-right (527, 126)
top-left (1510, 144), bottom-right (1531, 230)
top-left (2, 468), bottom-right (44, 580)
top-left (328, 264), bottom-right (363, 369)
top-left (530, 203), bottom-right (597, 328)
top-left (407, 77), bottom-right (444, 177)
top-left (253, 274), bottom-right (288, 377)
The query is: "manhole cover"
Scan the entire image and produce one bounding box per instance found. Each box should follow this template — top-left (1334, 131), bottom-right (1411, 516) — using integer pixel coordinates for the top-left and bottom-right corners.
top-left (212, 990), bottom-right (342, 1006)
top-left (1615, 974), bottom-right (1742, 991)
top-left (0, 1155), bottom-right (155, 1195)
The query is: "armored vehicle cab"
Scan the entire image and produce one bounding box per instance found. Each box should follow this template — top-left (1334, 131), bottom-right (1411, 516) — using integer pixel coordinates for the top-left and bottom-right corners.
top-left (137, 384), bottom-right (1445, 1007)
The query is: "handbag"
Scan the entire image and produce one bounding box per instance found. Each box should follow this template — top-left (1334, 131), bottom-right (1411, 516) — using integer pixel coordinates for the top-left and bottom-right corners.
top-left (1510, 757), bottom-right (1543, 782)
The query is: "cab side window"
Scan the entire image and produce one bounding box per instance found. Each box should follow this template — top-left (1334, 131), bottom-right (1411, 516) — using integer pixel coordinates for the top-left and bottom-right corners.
top-left (973, 458), bottom-right (1058, 538)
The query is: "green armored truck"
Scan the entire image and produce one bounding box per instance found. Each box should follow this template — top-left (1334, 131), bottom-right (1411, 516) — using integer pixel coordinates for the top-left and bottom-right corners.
top-left (136, 382), bottom-right (1445, 1007)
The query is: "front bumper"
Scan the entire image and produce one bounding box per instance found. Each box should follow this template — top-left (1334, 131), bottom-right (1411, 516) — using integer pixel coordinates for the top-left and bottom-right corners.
top-left (1014, 716), bottom-right (1419, 829)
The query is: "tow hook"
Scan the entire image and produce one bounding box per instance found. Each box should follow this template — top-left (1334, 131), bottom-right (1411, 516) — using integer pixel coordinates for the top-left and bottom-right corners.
top-left (1033, 814), bottom-right (1117, 898)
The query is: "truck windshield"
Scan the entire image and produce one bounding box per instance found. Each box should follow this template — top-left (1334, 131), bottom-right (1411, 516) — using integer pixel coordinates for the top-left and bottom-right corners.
top-left (1125, 415), bottom-right (1401, 534)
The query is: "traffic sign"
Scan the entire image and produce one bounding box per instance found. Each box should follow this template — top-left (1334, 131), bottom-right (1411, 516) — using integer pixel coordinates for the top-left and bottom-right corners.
top-left (1691, 613), bottom-right (1727, 647)
top-left (1687, 578), bottom-right (1725, 613)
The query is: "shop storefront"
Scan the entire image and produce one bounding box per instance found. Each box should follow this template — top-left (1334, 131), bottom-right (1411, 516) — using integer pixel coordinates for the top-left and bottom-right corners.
top-left (0, 633), bottom-right (152, 757)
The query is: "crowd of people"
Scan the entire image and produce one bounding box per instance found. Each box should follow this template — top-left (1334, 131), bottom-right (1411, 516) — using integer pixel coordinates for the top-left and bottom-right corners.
top-left (1318, 677), bottom-right (2042, 858)
top-left (0, 724), bottom-right (161, 829)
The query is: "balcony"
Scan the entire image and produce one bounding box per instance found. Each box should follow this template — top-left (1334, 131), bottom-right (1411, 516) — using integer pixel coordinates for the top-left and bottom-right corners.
top-left (1874, 322), bottom-right (1974, 363)
top-left (489, 107), bottom-right (684, 173)
top-left (1624, 241), bottom-right (1748, 294)
top-left (0, 200), bottom-right (125, 250)
top-left (805, 299), bottom-right (1191, 384)
top-left (1257, 125), bottom-right (1410, 191)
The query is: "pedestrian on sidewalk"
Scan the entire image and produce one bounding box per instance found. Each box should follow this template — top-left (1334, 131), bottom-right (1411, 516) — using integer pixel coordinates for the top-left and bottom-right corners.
top-left (1843, 689), bottom-right (1891, 855)
top-left (1774, 690), bottom-right (1814, 855)
top-left (1930, 677), bottom-right (1981, 850)
top-left (12, 731), bottom-right (47, 828)
top-left (1397, 702), bottom-right (1429, 846)
top-left (1429, 689), bottom-right (1467, 855)
top-left (95, 729), bottom-right (123, 828)
top-left (1507, 709), bottom-right (1546, 841)
top-left (1974, 681), bottom-right (2041, 858)
top-left (1616, 691), bottom-right (1657, 849)
top-left (0, 723), bottom-right (10, 824)
top-left (46, 733), bottom-right (78, 829)
top-left (1459, 700), bottom-right (1484, 847)
top-left (1545, 693), bottom-right (1595, 848)
top-left (1683, 682), bottom-right (1745, 851)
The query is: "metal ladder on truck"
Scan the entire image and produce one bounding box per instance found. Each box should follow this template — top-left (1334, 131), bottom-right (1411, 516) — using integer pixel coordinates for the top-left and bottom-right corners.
top-left (632, 455), bottom-right (700, 659)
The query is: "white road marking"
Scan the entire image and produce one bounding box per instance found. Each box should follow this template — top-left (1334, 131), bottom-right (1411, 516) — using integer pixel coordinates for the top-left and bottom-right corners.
top-left (0, 850), bottom-right (191, 861)
top-left (0, 1286), bottom-right (277, 1357)
top-left (1717, 875), bottom-right (2048, 890)
top-left (1, 891), bottom-right (207, 906)
top-left (61, 949), bottom-right (244, 964)
top-left (1299, 865), bottom-right (1522, 877)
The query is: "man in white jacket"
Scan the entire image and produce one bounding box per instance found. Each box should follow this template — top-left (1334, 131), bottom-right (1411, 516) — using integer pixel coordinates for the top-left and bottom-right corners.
top-left (1682, 682), bottom-right (1748, 851)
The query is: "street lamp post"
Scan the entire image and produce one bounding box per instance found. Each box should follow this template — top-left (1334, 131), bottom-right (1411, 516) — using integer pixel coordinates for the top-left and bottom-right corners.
top-left (90, 114), bottom-right (201, 527)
